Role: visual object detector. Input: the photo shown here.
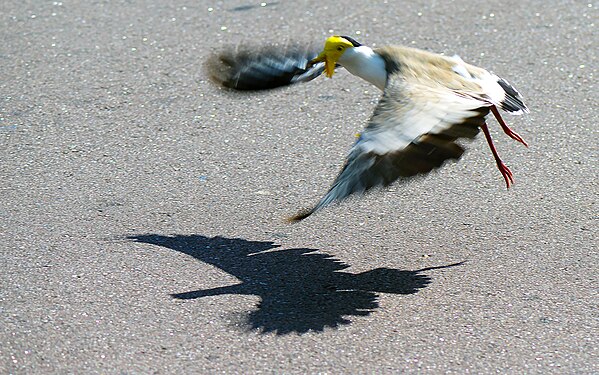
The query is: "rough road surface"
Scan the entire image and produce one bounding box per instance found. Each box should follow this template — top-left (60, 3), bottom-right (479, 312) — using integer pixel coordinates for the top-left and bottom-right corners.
top-left (1, 0), bottom-right (597, 373)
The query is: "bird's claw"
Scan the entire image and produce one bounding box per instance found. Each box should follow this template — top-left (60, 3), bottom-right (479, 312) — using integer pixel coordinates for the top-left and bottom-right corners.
top-left (497, 161), bottom-right (514, 189)
top-left (491, 105), bottom-right (529, 147)
top-left (504, 128), bottom-right (529, 148)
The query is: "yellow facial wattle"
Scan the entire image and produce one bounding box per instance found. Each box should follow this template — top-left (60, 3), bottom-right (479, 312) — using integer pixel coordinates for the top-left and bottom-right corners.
top-left (310, 36), bottom-right (355, 78)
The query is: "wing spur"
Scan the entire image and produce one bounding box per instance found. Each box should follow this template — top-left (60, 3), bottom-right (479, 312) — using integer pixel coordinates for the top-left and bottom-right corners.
top-left (206, 44), bottom-right (325, 90)
top-left (288, 79), bottom-right (491, 222)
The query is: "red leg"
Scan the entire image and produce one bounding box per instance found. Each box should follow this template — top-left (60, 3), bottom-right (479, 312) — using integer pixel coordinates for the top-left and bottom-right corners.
top-left (481, 122), bottom-right (514, 189)
top-left (491, 106), bottom-right (528, 147)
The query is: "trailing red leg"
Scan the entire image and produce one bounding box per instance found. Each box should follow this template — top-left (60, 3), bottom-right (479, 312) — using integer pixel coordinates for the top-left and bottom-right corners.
top-left (491, 105), bottom-right (528, 147)
top-left (481, 122), bottom-right (514, 189)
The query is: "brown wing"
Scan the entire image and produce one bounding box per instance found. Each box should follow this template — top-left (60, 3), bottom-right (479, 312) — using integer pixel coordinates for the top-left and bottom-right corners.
top-left (288, 78), bottom-right (490, 222)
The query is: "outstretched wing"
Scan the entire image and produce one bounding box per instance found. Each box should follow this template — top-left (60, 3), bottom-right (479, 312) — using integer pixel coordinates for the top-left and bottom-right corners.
top-left (206, 44), bottom-right (325, 90)
top-left (288, 78), bottom-right (491, 222)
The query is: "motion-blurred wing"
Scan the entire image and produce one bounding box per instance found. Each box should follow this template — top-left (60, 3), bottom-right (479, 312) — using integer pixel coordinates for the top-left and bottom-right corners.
top-left (206, 45), bottom-right (325, 90)
top-left (289, 78), bottom-right (491, 221)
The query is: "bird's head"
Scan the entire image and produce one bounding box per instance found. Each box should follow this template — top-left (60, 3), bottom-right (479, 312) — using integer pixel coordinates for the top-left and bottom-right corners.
top-left (310, 35), bottom-right (362, 78)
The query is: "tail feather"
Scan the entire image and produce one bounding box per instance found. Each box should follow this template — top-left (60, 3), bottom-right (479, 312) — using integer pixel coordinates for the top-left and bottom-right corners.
top-left (496, 77), bottom-right (529, 115)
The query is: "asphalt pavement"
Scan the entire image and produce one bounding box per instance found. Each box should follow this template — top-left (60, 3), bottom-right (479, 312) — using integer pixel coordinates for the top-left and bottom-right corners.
top-left (1, 0), bottom-right (597, 373)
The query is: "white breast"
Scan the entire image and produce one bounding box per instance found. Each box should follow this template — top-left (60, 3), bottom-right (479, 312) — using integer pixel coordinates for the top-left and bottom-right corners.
top-left (338, 46), bottom-right (387, 91)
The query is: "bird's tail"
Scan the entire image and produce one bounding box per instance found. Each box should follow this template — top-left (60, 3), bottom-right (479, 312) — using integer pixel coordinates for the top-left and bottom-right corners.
top-left (495, 77), bottom-right (529, 115)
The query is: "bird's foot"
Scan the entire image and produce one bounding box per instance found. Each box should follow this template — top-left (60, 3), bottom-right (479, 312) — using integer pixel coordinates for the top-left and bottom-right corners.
top-left (496, 160), bottom-right (514, 189)
top-left (481, 122), bottom-right (515, 189)
top-left (502, 126), bottom-right (528, 147)
top-left (491, 106), bottom-right (528, 147)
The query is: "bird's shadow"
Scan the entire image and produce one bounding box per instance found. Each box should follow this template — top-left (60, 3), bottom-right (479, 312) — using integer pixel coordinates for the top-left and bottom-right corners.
top-left (128, 234), bottom-right (463, 335)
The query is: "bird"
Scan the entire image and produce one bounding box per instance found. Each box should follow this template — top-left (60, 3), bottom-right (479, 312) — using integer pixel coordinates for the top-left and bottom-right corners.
top-left (206, 36), bottom-right (529, 222)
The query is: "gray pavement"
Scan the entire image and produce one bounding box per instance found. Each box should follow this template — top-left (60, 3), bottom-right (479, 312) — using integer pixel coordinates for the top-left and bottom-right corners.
top-left (1, 0), bottom-right (597, 373)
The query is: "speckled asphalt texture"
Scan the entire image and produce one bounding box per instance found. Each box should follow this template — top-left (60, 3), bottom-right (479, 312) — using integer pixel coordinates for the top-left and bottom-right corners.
top-left (1, 0), bottom-right (597, 373)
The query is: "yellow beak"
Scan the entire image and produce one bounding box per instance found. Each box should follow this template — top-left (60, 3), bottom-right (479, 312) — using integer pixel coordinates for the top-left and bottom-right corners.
top-left (310, 51), bottom-right (336, 78)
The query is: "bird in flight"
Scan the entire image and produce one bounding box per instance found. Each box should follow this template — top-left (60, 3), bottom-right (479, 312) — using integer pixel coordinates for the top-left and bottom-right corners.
top-left (207, 36), bottom-right (529, 222)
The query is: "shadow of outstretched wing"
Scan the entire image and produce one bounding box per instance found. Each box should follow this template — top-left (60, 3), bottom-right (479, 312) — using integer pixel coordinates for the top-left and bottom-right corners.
top-left (129, 234), bottom-right (462, 334)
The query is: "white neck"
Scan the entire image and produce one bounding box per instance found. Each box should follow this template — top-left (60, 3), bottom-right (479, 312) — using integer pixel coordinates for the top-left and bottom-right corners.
top-left (338, 46), bottom-right (387, 90)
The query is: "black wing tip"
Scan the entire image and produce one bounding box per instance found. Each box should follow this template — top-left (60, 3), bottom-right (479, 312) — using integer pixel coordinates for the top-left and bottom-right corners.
top-left (204, 51), bottom-right (248, 89)
top-left (205, 44), bottom-right (320, 91)
top-left (205, 53), bottom-right (295, 91)
top-left (204, 53), bottom-right (231, 86)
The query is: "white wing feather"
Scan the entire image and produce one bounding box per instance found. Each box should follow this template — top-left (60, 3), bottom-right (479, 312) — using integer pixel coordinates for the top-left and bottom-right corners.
top-left (289, 79), bottom-right (490, 221)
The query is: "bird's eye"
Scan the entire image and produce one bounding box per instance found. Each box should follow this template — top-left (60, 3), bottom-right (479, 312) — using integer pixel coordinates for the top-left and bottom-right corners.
top-left (337, 46), bottom-right (344, 51)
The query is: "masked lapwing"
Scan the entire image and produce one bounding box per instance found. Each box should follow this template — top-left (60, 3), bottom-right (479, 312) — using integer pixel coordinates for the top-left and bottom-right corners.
top-left (207, 36), bottom-right (529, 222)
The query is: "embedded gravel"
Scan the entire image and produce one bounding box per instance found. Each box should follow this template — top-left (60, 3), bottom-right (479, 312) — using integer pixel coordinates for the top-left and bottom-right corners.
top-left (1, 0), bottom-right (597, 373)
